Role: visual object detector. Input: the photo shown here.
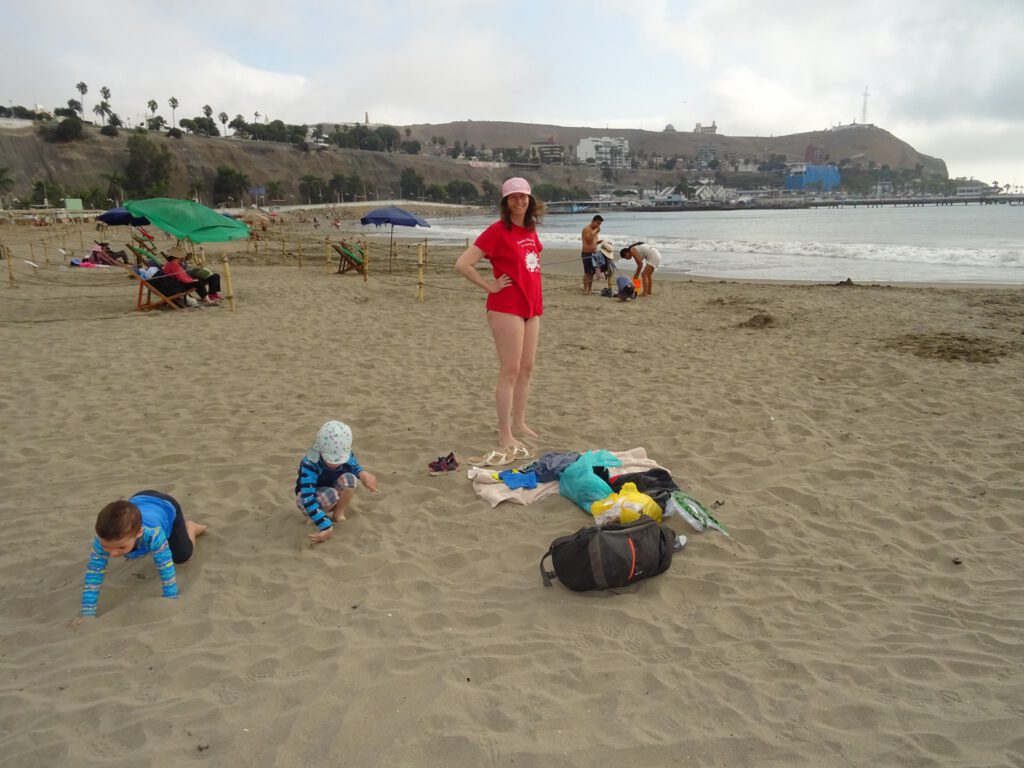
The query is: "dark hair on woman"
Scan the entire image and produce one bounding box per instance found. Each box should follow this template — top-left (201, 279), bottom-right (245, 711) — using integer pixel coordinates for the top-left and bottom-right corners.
top-left (499, 194), bottom-right (546, 231)
top-left (619, 247), bottom-right (630, 259)
top-left (95, 500), bottom-right (142, 541)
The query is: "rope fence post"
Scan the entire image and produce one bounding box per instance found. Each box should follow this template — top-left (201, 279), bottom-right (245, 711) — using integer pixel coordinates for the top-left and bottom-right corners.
top-left (416, 243), bottom-right (425, 302)
top-left (297, 239), bottom-right (303, 268)
top-left (324, 238), bottom-right (331, 274)
top-left (361, 240), bottom-right (369, 282)
top-left (222, 255), bottom-right (236, 312)
top-left (6, 246), bottom-right (16, 289)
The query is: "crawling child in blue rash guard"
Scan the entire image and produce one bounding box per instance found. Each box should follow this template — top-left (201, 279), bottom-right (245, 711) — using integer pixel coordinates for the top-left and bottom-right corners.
top-left (75, 491), bottom-right (206, 622)
top-left (295, 420), bottom-right (379, 544)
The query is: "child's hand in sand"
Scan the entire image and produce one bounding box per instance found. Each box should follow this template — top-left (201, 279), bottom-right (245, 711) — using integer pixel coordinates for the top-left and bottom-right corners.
top-left (359, 471), bottom-right (379, 493)
top-left (68, 616), bottom-right (93, 629)
top-left (309, 527), bottom-right (334, 544)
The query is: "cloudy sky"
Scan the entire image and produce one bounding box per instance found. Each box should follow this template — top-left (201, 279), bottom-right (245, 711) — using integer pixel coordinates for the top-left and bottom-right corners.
top-left (3, 0), bottom-right (1022, 186)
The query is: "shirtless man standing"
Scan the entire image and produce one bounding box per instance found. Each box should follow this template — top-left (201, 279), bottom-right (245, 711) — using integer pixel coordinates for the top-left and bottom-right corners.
top-left (580, 215), bottom-right (603, 294)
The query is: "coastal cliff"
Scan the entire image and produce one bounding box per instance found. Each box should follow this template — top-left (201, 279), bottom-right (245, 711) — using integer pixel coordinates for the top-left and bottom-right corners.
top-left (0, 118), bottom-right (945, 204)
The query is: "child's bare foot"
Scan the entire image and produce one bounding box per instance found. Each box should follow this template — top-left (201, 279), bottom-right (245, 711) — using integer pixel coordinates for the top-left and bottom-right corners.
top-left (186, 521), bottom-right (208, 543)
top-left (514, 424), bottom-right (539, 438)
top-left (331, 508), bottom-right (348, 522)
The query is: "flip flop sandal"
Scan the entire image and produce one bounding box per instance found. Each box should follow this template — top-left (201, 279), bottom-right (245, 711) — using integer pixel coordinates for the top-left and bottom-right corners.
top-left (510, 445), bottom-right (535, 461)
top-left (468, 447), bottom-right (513, 467)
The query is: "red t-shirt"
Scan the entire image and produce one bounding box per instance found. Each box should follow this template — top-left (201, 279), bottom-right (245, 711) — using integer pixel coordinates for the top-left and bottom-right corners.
top-left (474, 221), bottom-right (544, 318)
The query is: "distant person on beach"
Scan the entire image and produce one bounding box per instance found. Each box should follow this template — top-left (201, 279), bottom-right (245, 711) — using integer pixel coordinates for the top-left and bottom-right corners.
top-left (580, 215), bottom-right (604, 294)
top-left (296, 420), bottom-right (379, 544)
top-left (620, 242), bottom-right (662, 297)
top-left (595, 239), bottom-right (616, 292)
top-left (454, 177), bottom-right (545, 465)
top-left (75, 492), bottom-right (207, 622)
top-left (156, 246), bottom-right (223, 304)
top-left (614, 275), bottom-right (637, 301)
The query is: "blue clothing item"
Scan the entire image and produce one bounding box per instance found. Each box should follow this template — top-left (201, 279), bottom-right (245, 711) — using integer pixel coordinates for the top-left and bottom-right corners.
top-left (295, 453), bottom-right (364, 531)
top-left (80, 495), bottom-right (180, 617)
top-left (498, 470), bottom-right (539, 490)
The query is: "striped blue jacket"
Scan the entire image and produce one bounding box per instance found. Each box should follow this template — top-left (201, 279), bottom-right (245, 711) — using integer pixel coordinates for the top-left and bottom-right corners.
top-left (80, 526), bottom-right (177, 616)
top-left (295, 453), bottom-right (363, 531)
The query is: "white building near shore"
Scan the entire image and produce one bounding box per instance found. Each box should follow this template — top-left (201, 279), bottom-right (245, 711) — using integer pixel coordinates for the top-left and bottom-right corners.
top-left (576, 136), bottom-right (630, 167)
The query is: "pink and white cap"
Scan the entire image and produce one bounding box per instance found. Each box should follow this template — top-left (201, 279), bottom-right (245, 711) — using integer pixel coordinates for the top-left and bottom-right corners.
top-left (501, 177), bottom-right (532, 198)
top-left (307, 420), bottom-right (353, 464)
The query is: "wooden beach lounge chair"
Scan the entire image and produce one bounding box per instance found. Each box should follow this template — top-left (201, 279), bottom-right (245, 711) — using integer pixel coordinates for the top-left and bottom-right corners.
top-left (115, 263), bottom-right (198, 311)
top-left (333, 241), bottom-right (366, 275)
top-left (126, 242), bottom-right (163, 269)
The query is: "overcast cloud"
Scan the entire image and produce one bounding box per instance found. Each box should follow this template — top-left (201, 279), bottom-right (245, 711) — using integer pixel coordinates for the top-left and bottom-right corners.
top-left (3, 0), bottom-right (1022, 185)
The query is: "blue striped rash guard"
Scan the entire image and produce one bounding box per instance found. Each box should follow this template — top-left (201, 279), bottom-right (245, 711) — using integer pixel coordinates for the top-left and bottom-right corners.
top-left (295, 453), bottom-right (363, 531)
top-left (80, 497), bottom-right (179, 616)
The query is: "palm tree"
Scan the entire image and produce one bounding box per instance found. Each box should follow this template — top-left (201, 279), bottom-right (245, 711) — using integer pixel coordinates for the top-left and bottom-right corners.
top-left (168, 97), bottom-right (179, 128)
top-left (76, 82), bottom-right (88, 119)
top-left (99, 86), bottom-right (111, 108)
top-left (265, 180), bottom-right (284, 202)
top-left (254, 111), bottom-right (260, 123)
top-left (147, 99), bottom-right (158, 118)
top-left (218, 111), bottom-right (228, 135)
top-left (92, 104), bottom-right (105, 123)
top-left (202, 104), bottom-right (213, 119)
top-left (101, 172), bottom-right (126, 206)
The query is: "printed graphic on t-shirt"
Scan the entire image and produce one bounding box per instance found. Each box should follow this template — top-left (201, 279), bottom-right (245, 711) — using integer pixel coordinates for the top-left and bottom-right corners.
top-left (520, 237), bottom-right (540, 272)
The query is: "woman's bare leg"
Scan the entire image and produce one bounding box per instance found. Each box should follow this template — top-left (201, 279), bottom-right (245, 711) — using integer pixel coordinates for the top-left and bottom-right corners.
top-left (488, 311), bottom-right (526, 447)
top-left (512, 316), bottom-right (540, 439)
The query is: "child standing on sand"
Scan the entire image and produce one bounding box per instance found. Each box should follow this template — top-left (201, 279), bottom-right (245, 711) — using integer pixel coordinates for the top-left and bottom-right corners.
top-left (295, 420), bottom-right (378, 544)
top-left (76, 491), bottom-right (206, 621)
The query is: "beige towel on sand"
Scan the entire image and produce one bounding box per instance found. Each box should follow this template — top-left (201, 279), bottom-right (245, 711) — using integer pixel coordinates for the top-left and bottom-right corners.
top-left (468, 447), bottom-right (666, 508)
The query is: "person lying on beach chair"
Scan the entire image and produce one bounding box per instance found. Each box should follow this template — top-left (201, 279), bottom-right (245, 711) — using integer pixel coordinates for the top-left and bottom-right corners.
top-left (126, 242), bottom-right (162, 269)
top-left (333, 241), bottom-right (366, 275)
top-left (155, 247), bottom-right (223, 305)
top-left (89, 241), bottom-right (128, 266)
top-left (125, 264), bottom-right (200, 310)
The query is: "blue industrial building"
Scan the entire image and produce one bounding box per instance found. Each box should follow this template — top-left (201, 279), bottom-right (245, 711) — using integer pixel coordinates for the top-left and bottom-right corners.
top-left (784, 164), bottom-right (841, 192)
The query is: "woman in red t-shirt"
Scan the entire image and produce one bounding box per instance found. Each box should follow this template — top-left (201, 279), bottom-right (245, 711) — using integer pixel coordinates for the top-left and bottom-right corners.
top-left (455, 177), bottom-right (546, 465)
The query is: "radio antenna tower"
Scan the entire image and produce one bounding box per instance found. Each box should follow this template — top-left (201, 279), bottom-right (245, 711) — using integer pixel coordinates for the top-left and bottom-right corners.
top-left (861, 86), bottom-right (869, 124)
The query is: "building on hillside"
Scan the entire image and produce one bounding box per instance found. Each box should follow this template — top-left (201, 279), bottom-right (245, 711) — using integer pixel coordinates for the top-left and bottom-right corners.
top-left (693, 121), bottom-right (718, 134)
top-left (695, 144), bottom-right (718, 168)
top-left (531, 141), bottom-right (565, 164)
top-left (804, 143), bottom-right (826, 164)
top-left (784, 163), bottom-right (841, 192)
top-left (576, 136), bottom-right (630, 168)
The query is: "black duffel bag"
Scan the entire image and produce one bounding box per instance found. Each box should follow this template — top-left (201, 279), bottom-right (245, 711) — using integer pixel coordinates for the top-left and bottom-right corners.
top-left (539, 515), bottom-right (677, 591)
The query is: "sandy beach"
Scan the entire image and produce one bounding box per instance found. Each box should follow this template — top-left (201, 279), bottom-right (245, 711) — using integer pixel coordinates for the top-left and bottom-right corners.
top-left (1, 218), bottom-right (1022, 767)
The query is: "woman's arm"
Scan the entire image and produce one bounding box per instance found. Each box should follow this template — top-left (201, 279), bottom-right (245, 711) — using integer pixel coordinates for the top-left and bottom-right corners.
top-left (455, 245), bottom-right (510, 294)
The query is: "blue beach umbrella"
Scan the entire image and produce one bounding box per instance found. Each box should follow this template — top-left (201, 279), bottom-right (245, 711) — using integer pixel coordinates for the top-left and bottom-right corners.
top-left (360, 206), bottom-right (430, 273)
top-left (97, 206), bottom-right (150, 227)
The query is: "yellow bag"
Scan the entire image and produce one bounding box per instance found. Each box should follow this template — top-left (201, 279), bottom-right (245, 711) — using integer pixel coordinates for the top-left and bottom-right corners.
top-left (589, 482), bottom-right (662, 524)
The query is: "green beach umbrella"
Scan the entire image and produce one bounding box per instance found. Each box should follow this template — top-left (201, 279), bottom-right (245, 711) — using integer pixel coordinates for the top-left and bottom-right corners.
top-left (123, 198), bottom-right (250, 243)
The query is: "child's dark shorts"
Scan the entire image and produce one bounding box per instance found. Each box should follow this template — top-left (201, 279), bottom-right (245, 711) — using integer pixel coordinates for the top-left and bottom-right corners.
top-left (134, 489), bottom-right (193, 564)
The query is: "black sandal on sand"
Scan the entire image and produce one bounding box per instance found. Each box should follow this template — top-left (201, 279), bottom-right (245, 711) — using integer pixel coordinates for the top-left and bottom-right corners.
top-left (428, 452), bottom-right (460, 475)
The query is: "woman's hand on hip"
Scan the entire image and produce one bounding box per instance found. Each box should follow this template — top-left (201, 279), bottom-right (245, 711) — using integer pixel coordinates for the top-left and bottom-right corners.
top-left (488, 274), bottom-right (512, 293)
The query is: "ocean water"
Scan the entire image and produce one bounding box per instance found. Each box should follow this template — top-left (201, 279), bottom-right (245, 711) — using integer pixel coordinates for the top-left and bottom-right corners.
top-left (419, 205), bottom-right (1024, 284)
